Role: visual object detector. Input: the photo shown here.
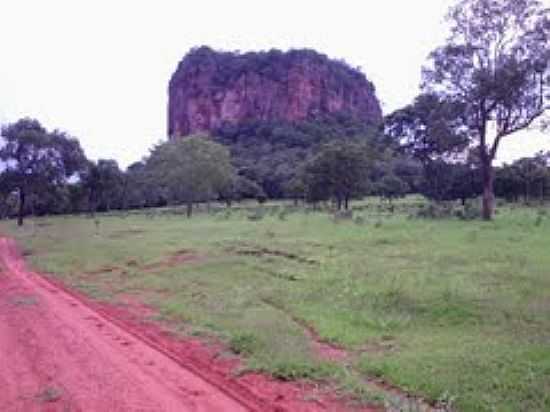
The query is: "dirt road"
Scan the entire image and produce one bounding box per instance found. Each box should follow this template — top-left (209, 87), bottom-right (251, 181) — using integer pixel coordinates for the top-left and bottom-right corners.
top-left (0, 237), bottom-right (258, 411)
top-left (0, 238), bottom-right (374, 412)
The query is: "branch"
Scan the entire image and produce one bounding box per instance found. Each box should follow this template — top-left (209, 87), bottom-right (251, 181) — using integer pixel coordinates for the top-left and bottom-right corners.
top-left (490, 106), bottom-right (550, 159)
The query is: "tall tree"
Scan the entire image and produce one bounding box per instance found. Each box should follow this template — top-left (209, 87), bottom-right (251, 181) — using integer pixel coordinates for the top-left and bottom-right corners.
top-left (422, 0), bottom-right (549, 219)
top-left (0, 118), bottom-right (87, 225)
top-left (146, 135), bottom-right (234, 217)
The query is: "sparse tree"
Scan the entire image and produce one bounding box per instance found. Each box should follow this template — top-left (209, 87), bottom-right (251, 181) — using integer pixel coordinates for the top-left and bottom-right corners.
top-left (422, 0), bottom-right (549, 219)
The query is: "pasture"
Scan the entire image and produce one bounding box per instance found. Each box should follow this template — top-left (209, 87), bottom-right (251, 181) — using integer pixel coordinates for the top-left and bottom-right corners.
top-left (2, 199), bottom-right (550, 411)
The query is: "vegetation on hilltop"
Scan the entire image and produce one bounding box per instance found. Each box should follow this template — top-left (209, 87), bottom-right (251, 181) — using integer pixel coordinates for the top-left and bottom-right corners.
top-left (168, 45), bottom-right (382, 137)
top-left (214, 114), bottom-right (384, 198)
top-left (170, 46), bottom-right (376, 94)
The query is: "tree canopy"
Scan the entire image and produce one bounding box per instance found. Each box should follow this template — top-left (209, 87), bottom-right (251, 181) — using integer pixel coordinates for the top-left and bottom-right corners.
top-left (303, 140), bottom-right (373, 210)
top-left (384, 93), bottom-right (469, 163)
top-left (146, 135), bottom-right (234, 217)
top-left (215, 115), bottom-right (383, 198)
top-left (0, 118), bottom-right (87, 225)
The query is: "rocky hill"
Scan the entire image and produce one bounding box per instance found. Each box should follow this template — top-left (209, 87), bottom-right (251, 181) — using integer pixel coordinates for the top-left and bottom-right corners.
top-left (168, 47), bottom-right (382, 138)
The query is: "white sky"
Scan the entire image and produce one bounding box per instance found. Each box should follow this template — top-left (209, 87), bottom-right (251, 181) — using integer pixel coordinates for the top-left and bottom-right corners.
top-left (1, 0), bottom-right (548, 168)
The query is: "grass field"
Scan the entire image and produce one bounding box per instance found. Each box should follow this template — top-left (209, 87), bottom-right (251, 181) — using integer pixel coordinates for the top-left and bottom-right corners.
top-left (2, 200), bottom-right (550, 411)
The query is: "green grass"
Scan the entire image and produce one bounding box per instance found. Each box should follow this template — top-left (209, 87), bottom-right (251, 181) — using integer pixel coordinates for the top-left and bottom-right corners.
top-left (2, 200), bottom-right (550, 411)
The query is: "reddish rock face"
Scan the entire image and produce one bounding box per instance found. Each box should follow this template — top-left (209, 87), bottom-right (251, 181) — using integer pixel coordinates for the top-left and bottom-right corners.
top-left (168, 47), bottom-right (383, 138)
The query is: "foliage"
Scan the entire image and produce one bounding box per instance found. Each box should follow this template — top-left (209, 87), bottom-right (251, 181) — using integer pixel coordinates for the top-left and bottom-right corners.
top-left (0, 118), bottom-right (87, 225)
top-left (495, 152), bottom-right (550, 203)
top-left (377, 174), bottom-right (408, 203)
top-left (303, 140), bottom-right (373, 209)
top-left (220, 175), bottom-right (266, 205)
top-left (384, 93), bottom-right (469, 162)
top-left (124, 160), bottom-right (168, 209)
top-left (82, 159), bottom-right (125, 213)
top-left (420, 160), bottom-right (482, 204)
top-left (146, 135), bottom-right (234, 217)
top-left (229, 331), bottom-right (263, 355)
top-left (215, 116), bottom-right (383, 199)
top-left (422, 0), bottom-right (549, 219)
top-left (171, 46), bottom-right (377, 96)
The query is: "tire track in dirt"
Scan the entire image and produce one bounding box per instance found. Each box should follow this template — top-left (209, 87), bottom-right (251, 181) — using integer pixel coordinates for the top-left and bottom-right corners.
top-left (0, 238), bottom-right (376, 412)
top-left (0, 237), bottom-right (262, 411)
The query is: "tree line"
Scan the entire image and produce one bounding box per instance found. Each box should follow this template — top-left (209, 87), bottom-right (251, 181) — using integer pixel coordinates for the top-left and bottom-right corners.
top-left (2, 116), bottom-right (549, 225)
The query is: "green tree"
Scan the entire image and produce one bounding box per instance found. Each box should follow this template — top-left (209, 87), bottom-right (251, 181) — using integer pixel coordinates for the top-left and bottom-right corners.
top-left (0, 118), bottom-right (87, 226)
top-left (304, 141), bottom-right (372, 210)
top-left (82, 159), bottom-right (125, 213)
top-left (147, 135), bottom-right (234, 217)
top-left (219, 175), bottom-right (265, 206)
top-left (498, 153), bottom-right (549, 203)
top-left (419, 160), bottom-right (481, 204)
top-left (385, 93), bottom-right (469, 163)
top-left (377, 174), bottom-right (408, 205)
top-left (422, 0), bottom-right (549, 220)
top-left (124, 161), bottom-right (168, 209)
top-left (510, 154), bottom-right (549, 203)
top-left (215, 116), bottom-right (383, 199)
top-left (284, 175), bottom-right (306, 205)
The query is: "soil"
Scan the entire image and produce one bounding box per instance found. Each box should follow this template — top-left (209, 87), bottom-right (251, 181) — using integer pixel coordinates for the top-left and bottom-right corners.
top-left (0, 237), bottom-right (377, 412)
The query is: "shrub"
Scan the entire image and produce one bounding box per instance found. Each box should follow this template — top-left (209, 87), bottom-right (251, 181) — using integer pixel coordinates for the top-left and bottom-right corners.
top-left (229, 332), bottom-right (263, 355)
top-left (269, 360), bottom-right (334, 381)
top-left (456, 201), bottom-right (482, 220)
top-left (415, 202), bottom-right (454, 219)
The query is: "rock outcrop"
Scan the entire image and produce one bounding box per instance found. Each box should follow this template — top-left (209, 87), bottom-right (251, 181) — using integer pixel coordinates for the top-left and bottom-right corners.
top-left (168, 47), bottom-right (382, 138)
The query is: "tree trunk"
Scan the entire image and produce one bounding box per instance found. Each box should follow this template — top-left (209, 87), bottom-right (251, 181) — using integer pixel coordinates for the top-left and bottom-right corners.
top-left (17, 189), bottom-right (25, 227)
top-left (186, 202), bottom-right (193, 218)
top-left (481, 159), bottom-right (494, 221)
top-left (344, 196), bottom-right (349, 210)
top-left (336, 197), bottom-right (342, 211)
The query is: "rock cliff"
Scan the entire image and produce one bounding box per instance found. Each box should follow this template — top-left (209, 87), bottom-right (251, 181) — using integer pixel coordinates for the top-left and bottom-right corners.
top-left (168, 47), bottom-right (382, 137)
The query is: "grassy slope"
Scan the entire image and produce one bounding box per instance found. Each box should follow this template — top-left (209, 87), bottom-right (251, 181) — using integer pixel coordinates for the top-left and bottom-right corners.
top-left (2, 202), bottom-right (550, 411)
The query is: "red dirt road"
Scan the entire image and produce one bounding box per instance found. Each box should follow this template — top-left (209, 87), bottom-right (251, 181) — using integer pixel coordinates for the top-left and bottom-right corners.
top-left (0, 238), bottom-right (375, 412)
top-left (0, 237), bottom-right (252, 411)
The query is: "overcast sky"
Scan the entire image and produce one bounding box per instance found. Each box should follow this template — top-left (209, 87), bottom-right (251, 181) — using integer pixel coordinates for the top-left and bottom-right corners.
top-left (1, 0), bottom-right (548, 168)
